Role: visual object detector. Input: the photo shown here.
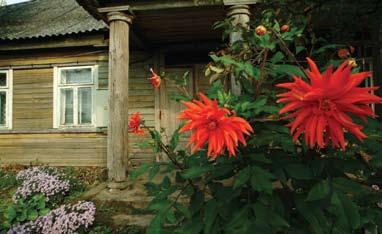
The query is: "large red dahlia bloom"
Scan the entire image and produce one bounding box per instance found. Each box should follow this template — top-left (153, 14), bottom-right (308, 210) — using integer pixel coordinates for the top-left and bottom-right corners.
top-left (178, 93), bottom-right (253, 159)
top-left (129, 112), bottom-right (144, 135)
top-left (276, 58), bottom-right (381, 149)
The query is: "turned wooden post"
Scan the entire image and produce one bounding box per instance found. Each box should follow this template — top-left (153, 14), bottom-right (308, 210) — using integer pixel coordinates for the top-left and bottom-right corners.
top-left (107, 11), bottom-right (133, 189)
top-left (227, 5), bottom-right (251, 95)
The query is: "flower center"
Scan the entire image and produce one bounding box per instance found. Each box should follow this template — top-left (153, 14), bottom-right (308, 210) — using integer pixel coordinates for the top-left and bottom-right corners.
top-left (318, 99), bottom-right (336, 113)
top-left (208, 121), bottom-right (218, 130)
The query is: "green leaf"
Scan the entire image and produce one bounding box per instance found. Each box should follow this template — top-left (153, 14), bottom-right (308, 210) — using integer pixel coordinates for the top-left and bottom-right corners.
top-left (210, 54), bottom-right (238, 66)
top-left (166, 209), bottom-right (177, 224)
top-left (204, 199), bottom-right (218, 234)
top-left (250, 153), bottom-right (272, 164)
top-left (129, 163), bottom-right (152, 180)
top-left (189, 192), bottom-right (204, 215)
top-left (161, 176), bottom-right (171, 190)
top-left (233, 166), bottom-right (251, 189)
top-left (146, 213), bottom-right (164, 234)
top-left (243, 62), bottom-right (259, 78)
top-left (250, 166), bottom-right (276, 194)
top-left (306, 180), bottom-right (330, 201)
top-left (330, 192), bottom-right (360, 231)
top-left (169, 131), bottom-right (180, 152)
top-left (312, 44), bottom-right (345, 56)
top-left (272, 64), bottom-right (306, 78)
top-left (182, 166), bottom-right (211, 179)
top-left (148, 199), bottom-right (171, 211)
top-left (225, 205), bottom-right (249, 230)
top-left (5, 205), bottom-right (17, 222)
top-left (270, 51), bottom-right (285, 63)
top-left (295, 46), bottom-right (305, 54)
top-left (175, 203), bottom-right (191, 219)
top-left (259, 34), bottom-right (276, 50)
top-left (295, 198), bottom-right (327, 234)
top-left (284, 164), bottom-right (313, 180)
top-left (37, 199), bottom-right (46, 209)
top-left (39, 208), bottom-right (50, 216)
top-left (149, 163), bottom-right (160, 181)
top-left (27, 210), bottom-right (38, 221)
top-left (332, 177), bottom-right (369, 196)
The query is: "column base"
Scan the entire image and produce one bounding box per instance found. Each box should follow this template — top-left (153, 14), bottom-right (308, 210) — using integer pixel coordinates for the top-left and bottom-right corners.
top-left (107, 181), bottom-right (129, 193)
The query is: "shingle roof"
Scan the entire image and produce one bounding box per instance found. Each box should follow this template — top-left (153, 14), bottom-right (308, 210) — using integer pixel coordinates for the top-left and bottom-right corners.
top-left (0, 0), bottom-right (108, 40)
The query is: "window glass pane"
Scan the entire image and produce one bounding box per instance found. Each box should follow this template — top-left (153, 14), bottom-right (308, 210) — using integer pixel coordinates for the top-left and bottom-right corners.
top-left (0, 73), bottom-right (6, 87)
top-left (61, 68), bottom-right (92, 84)
top-left (78, 87), bottom-right (92, 124)
top-left (60, 89), bottom-right (74, 125)
top-left (0, 92), bottom-right (6, 125)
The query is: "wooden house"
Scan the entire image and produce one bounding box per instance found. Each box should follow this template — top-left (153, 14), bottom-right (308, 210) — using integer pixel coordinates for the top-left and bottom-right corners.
top-left (0, 0), bottom-right (380, 189)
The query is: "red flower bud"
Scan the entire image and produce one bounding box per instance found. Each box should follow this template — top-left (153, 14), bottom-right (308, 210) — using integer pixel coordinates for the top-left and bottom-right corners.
top-left (280, 24), bottom-right (289, 33)
top-left (337, 48), bottom-right (349, 59)
top-left (255, 25), bottom-right (267, 36)
top-left (149, 68), bottom-right (161, 89)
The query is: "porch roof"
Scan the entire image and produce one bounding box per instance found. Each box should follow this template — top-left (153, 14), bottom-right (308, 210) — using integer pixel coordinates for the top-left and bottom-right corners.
top-left (76, 0), bottom-right (257, 48)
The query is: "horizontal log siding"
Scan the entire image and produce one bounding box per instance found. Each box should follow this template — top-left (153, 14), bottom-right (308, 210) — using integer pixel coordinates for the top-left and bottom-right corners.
top-left (0, 50), bottom-right (157, 167)
top-left (0, 133), bottom-right (107, 166)
top-left (13, 68), bottom-right (54, 130)
top-left (128, 51), bottom-right (157, 167)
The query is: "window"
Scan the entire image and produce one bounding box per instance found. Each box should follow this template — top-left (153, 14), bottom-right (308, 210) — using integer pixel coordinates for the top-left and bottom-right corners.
top-left (54, 66), bottom-right (97, 128)
top-left (0, 70), bottom-right (12, 129)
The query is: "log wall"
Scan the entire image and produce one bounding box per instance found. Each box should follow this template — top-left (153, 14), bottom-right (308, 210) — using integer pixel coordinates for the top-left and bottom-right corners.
top-left (0, 48), bottom-right (157, 167)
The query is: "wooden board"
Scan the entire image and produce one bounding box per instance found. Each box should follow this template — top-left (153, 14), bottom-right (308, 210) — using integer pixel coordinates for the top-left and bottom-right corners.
top-left (0, 133), bottom-right (107, 166)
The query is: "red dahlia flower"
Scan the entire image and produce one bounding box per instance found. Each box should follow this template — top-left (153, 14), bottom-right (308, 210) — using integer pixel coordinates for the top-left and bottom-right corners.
top-left (276, 58), bottom-right (381, 149)
top-left (129, 112), bottom-right (144, 135)
top-left (178, 93), bottom-right (253, 159)
top-left (149, 68), bottom-right (161, 89)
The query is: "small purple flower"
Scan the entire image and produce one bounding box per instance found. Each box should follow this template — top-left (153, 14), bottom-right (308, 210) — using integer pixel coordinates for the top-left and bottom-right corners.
top-left (8, 201), bottom-right (96, 234)
top-left (13, 167), bottom-right (70, 202)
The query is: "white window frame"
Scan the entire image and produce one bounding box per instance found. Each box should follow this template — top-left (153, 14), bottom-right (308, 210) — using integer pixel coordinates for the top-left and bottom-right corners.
top-left (0, 70), bottom-right (13, 130)
top-left (53, 65), bottom-right (98, 128)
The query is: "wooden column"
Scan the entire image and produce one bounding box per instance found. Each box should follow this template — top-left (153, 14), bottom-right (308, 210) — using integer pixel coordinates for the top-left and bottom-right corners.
top-left (107, 11), bottom-right (133, 189)
top-left (227, 5), bottom-right (251, 95)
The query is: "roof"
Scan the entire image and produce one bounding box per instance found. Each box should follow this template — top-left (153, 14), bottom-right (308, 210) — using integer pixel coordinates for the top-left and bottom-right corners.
top-left (0, 0), bottom-right (108, 40)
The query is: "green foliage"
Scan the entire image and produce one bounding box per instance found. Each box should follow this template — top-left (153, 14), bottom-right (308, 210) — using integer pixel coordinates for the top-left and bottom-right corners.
top-left (0, 170), bottom-right (18, 191)
top-left (2, 194), bottom-right (50, 229)
top-left (130, 6), bottom-right (382, 234)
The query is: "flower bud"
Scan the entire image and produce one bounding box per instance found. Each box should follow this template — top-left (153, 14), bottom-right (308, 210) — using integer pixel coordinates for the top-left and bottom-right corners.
top-left (280, 24), bottom-right (289, 33)
top-left (255, 25), bottom-right (267, 36)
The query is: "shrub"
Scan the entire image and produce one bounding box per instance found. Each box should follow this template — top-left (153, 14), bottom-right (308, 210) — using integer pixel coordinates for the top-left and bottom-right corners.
top-left (130, 8), bottom-right (382, 234)
top-left (7, 201), bottom-right (96, 234)
top-left (3, 194), bottom-right (50, 229)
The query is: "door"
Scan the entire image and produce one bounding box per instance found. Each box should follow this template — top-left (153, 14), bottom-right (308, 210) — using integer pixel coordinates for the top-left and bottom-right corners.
top-left (160, 68), bottom-right (193, 147)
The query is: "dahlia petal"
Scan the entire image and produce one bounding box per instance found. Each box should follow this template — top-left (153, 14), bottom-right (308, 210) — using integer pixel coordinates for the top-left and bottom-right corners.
top-left (316, 116), bottom-right (327, 148)
top-left (350, 72), bottom-right (372, 87)
top-left (279, 101), bottom-right (306, 114)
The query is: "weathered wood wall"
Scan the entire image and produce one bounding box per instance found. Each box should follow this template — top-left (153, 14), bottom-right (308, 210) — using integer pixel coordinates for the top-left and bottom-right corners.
top-left (0, 47), bottom-right (208, 167)
top-left (13, 68), bottom-right (53, 130)
top-left (0, 133), bottom-right (107, 166)
top-left (0, 48), bottom-right (160, 167)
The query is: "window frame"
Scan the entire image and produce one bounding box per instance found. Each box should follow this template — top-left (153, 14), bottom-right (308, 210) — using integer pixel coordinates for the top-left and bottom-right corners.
top-left (53, 65), bottom-right (97, 128)
top-left (0, 70), bottom-right (13, 130)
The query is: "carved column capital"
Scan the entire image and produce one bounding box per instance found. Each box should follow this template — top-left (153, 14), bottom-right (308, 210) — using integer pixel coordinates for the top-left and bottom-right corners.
top-left (226, 4), bottom-right (251, 18)
top-left (107, 11), bottom-right (133, 24)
